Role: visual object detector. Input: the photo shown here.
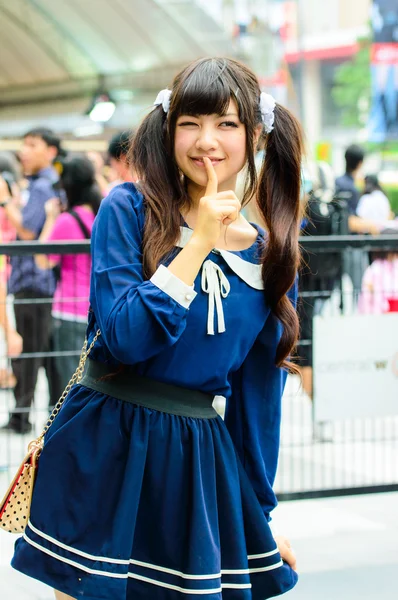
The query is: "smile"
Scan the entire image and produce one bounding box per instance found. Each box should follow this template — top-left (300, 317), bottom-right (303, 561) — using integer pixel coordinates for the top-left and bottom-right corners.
top-left (190, 157), bottom-right (225, 167)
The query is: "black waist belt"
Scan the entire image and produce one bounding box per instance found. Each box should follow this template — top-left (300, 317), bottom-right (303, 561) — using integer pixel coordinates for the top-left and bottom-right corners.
top-left (79, 360), bottom-right (218, 419)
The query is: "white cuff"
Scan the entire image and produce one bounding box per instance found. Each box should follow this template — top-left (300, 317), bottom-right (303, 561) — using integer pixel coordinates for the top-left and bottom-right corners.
top-left (150, 265), bottom-right (197, 309)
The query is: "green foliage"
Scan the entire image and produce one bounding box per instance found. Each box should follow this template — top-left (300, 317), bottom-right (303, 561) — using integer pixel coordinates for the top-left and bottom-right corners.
top-left (385, 185), bottom-right (398, 214)
top-left (331, 37), bottom-right (371, 127)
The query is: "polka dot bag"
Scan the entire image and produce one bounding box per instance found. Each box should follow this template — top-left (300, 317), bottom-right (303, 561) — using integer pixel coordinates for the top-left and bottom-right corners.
top-left (0, 330), bottom-right (100, 534)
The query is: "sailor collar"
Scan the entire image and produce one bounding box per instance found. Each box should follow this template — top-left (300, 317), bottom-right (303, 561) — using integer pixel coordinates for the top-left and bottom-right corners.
top-left (175, 226), bottom-right (264, 335)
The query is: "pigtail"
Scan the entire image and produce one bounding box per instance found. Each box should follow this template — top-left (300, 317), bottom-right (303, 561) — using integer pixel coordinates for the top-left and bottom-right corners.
top-left (130, 106), bottom-right (185, 278)
top-left (257, 104), bottom-right (303, 371)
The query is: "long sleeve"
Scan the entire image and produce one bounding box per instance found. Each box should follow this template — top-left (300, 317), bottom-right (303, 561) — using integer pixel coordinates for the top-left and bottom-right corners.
top-left (224, 282), bottom-right (297, 521)
top-left (90, 184), bottom-right (197, 364)
top-left (22, 179), bottom-right (53, 236)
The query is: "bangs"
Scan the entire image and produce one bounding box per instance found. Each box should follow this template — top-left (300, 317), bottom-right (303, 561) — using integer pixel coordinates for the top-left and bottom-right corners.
top-left (174, 58), bottom-right (244, 120)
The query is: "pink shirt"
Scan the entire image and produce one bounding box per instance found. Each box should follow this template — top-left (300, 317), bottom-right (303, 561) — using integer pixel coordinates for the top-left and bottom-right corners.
top-left (48, 206), bottom-right (94, 321)
top-left (0, 207), bottom-right (16, 286)
top-left (358, 257), bottom-right (398, 315)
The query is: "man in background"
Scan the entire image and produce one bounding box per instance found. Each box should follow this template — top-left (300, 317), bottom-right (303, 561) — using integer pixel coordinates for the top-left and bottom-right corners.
top-left (1, 127), bottom-right (62, 433)
top-left (335, 144), bottom-right (380, 235)
top-left (335, 144), bottom-right (381, 299)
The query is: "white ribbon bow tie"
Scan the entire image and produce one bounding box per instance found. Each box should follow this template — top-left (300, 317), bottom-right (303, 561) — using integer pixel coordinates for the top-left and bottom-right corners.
top-left (201, 260), bottom-right (231, 335)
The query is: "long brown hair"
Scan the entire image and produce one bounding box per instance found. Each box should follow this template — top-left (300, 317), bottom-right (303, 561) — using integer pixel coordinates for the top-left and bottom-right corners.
top-left (130, 57), bottom-right (303, 370)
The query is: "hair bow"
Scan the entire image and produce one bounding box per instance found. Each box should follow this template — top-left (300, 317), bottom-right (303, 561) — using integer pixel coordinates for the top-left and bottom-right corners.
top-left (259, 92), bottom-right (276, 133)
top-left (154, 89), bottom-right (172, 113)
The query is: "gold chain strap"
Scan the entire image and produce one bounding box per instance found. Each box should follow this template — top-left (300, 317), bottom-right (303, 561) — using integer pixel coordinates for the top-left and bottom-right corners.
top-left (33, 329), bottom-right (101, 447)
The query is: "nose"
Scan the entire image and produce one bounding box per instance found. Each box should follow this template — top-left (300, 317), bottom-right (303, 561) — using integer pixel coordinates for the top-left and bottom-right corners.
top-left (195, 125), bottom-right (218, 152)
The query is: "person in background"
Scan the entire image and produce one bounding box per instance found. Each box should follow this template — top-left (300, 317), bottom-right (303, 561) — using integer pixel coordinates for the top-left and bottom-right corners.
top-left (0, 152), bottom-right (22, 243)
top-left (358, 253), bottom-right (398, 314)
top-left (0, 127), bottom-right (62, 434)
top-left (107, 130), bottom-right (136, 187)
top-left (336, 145), bottom-right (380, 297)
top-left (35, 156), bottom-right (100, 391)
top-left (296, 161), bottom-right (341, 401)
top-left (0, 165), bottom-right (23, 388)
top-left (335, 144), bottom-right (380, 235)
top-left (86, 151), bottom-right (109, 197)
top-left (357, 174), bottom-right (392, 225)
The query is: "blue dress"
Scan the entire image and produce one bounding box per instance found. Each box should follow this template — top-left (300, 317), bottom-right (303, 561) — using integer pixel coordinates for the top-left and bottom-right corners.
top-left (11, 183), bottom-right (298, 599)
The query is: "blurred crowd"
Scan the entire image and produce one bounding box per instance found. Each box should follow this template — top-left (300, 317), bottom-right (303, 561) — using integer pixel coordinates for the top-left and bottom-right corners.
top-left (296, 145), bottom-right (398, 400)
top-left (243, 143), bottom-right (398, 400)
top-left (0, 127), bottom-right (397, 433)
top-left (0, 127), bottom-right (136, 433)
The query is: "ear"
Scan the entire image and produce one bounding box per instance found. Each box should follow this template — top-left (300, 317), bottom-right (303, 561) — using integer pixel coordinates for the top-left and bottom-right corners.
top-left (253, 123), bottom-right (264, 150)
top-left (48, 145), bottom-right (58, 162)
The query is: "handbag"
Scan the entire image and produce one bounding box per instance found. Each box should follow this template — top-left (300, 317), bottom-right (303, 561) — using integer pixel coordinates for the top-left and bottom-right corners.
top-left (0, 329), bottom-right (101, 534)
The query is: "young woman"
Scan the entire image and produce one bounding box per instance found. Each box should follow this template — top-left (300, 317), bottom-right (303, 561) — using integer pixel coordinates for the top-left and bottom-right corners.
top-left (35, 156), bottom-right (100, 390)
top-left (0, 162), bottom-right (23, 388)
top-left (357, 174), bottom-right (392, 225)
top-left (11, 57), bottom-right (303, 600)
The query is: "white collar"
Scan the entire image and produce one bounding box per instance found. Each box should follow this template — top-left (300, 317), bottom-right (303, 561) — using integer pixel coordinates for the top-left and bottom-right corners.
top-left (176, 227), bottom-right (264, 334)
top-left (176, 226), bottom-right (264, 291)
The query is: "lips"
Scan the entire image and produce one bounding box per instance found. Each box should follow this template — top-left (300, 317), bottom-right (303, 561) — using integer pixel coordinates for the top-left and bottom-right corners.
top-left (190, 157), bottom-right (224, 167)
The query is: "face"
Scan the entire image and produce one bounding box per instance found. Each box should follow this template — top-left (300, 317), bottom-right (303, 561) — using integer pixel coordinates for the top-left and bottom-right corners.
top-left (110, 154), bottom-right (134, 180)
top-left (109, 156), bottom-right (125, 180)
top-left (174, 99), bottom-right (247, 193)
top-left (20, 136), bottom-right (57, 175)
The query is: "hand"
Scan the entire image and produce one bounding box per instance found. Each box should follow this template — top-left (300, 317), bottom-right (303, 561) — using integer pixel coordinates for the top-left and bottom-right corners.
top-left (0, 176), bottom-right (11, 204)
top-left (191, 157), bottom-right (240, 251)
top-left (368, 223), bottom-right (381, 235)
top-left (45, 198), bottom-right (61, 219)
top-left (274, 535), bottom-right (297, 572)
top-left (87, 151), bottom-right (105, 175)
top-left (6, 329), bottom-right (23, 357)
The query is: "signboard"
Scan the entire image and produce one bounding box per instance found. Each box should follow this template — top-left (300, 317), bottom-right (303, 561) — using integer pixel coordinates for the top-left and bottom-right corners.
top-left (369, 0), bottom-right (398, 141)
top-left (313, 314), bottom-right (398, 421)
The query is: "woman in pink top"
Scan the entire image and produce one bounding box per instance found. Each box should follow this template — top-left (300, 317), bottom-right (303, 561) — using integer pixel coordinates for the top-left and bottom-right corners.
top-left (36, 156), bottom-right (100, 389)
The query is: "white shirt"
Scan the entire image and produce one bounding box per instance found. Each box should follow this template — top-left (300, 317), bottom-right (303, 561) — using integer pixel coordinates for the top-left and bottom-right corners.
top-left (356, 190), bottom-right (391, 223)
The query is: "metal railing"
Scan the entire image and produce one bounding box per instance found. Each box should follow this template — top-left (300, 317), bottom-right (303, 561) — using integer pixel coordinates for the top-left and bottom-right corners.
top-left (0, 235), bottom-right (397, 502)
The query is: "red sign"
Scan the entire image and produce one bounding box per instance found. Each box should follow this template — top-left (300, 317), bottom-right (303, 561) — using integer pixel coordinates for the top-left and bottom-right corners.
top-left (371, 43), bottom-right (398, 64)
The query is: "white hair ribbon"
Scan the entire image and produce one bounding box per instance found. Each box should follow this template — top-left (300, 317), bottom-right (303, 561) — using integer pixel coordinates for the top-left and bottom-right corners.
top-left (259, 92), bottom-right (276, 133)
top-left (154, 89), bottom-right (172, 113)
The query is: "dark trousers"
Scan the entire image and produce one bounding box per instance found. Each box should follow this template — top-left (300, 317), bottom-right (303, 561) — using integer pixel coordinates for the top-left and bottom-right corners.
top-left (10, 291), bottom-right (61, 426)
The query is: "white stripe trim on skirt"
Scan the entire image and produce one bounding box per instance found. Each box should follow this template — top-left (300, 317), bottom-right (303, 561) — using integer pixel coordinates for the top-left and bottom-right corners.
top-left (24, 521), bottom-right (283, 593)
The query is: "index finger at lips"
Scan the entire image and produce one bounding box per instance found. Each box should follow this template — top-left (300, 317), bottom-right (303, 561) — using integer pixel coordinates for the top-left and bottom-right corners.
top-left (204, 157), bottom-right (218, 197)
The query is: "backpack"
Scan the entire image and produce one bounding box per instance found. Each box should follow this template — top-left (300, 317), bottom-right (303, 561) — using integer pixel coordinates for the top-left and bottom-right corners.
top-left (304, 162), bottom-right (349, 237)
top-left (301, 162), bottom-right (348, 283)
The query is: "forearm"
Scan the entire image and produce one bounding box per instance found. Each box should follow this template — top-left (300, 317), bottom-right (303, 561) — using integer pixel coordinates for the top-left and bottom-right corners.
top-left (0, 283), bottom-right (15, 333)
top-left (95, 174), bottom-right (109, 197)
top-left (35, 215), bottom-right (57, 269)
top-left (167, 236), bottom-right (211, 285)
top-left (349, 215), bottom-right (380, 235)
top-left (4, 203), bottom-right (36, 240)
top-left (0, 283), bottom-right (8, 329)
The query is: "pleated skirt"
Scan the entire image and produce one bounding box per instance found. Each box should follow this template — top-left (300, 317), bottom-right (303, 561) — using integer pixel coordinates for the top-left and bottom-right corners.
top-left (11, 361), bottom-right (298, 599)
